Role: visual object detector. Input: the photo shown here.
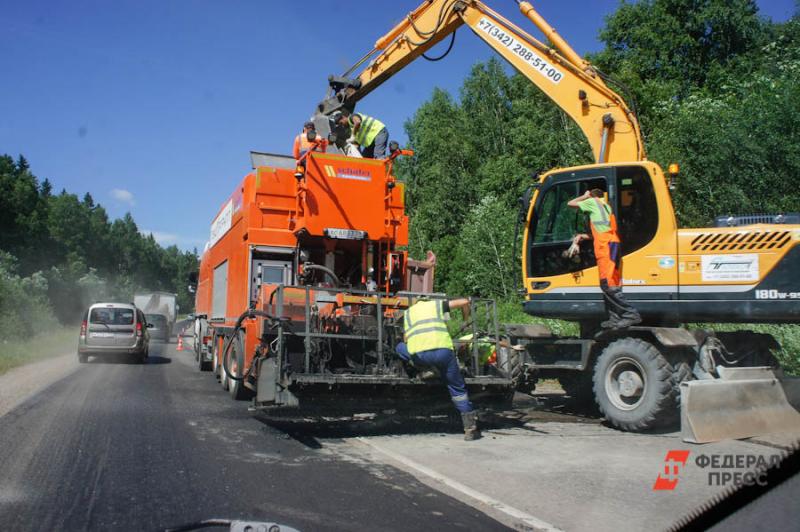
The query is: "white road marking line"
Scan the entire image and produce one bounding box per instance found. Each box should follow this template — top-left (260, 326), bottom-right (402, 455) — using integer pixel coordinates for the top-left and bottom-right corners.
top-left (354, 437), bottom-right (563, 532)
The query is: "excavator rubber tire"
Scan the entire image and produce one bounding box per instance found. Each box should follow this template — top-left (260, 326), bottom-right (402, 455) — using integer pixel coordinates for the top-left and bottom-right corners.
top-left (593, 337), bottom-right (680, 432)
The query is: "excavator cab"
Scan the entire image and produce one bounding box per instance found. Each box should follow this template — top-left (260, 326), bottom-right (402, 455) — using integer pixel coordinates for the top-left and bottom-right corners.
top-left (523, 162), bottom-right (676, 324)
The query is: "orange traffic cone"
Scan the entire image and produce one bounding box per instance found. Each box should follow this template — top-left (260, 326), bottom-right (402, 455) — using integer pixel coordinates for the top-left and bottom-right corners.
top-left (176, 336), bottom-right (184, 351)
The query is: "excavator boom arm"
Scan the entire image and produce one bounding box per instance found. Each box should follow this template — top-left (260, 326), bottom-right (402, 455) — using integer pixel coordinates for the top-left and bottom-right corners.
top-left (321, 0), bottom-right (644, 163)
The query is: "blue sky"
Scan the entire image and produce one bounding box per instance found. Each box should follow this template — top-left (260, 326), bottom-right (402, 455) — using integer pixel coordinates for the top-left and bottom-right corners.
top-left (1, 0), bottom-right (795, 251)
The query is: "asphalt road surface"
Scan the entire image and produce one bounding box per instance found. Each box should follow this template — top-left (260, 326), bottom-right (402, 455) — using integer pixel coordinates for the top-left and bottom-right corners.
top-left (0, 338), bottom-right (507, 532)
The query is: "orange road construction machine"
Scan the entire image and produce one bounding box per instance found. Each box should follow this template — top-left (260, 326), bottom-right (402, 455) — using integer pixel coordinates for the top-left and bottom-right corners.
top-left (189, 150), bottom-right (520, 416)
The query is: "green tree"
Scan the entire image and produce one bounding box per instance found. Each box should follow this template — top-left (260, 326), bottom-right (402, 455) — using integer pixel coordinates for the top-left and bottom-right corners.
top-left (593, 0), bottom-right (771, 123)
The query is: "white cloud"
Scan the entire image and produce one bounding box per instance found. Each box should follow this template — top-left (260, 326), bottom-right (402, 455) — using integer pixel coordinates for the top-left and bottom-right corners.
top-left (141, 230), bottom-right (205, 250)
top-left (142, 230), bottom-right (178, 245)
top-left (110, 188), bottom-right (135, 206)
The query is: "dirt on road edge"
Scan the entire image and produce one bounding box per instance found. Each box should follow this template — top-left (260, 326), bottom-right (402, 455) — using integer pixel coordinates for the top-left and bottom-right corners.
top-left (0, 353), bottom-right (77, 418)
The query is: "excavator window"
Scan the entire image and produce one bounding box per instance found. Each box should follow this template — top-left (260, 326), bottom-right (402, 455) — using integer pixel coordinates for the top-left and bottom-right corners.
top-left (528, 165), bottom-right (659, 278)
top-left (529, 177), bottom-right (607, 277)
top-left (616, 166), bottom-right (659, 255)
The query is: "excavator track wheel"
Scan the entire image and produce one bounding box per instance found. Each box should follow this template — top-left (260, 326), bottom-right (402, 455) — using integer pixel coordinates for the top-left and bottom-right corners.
top-left (593, 338), bottom-right (680, 432)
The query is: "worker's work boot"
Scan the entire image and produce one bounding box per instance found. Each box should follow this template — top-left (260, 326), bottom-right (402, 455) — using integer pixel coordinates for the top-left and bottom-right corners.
top-left (612, 316), bottom-right (643, 329)
top-left (461, 411), bottom-right (482, 441)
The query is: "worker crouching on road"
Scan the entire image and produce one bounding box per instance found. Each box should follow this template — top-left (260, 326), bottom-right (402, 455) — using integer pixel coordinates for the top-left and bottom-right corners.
top-left (293, 121), bottom-right (325, 177)
top-left (396, 298), bottom-right (481, 441)
top-left (335, 109), bottom-right (389, 159)
top-left (567, 188), bottom-right (642, 329)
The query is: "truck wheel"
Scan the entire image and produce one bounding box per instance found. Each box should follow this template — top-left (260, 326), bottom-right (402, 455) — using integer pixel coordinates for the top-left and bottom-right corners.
top-left (227, 333), bottom-right (252, 400)
top-left (78, 353), bottom-right (88, 364)
top-left (219, 340), bottom-right (230, 391)
top-left (593, 338), bottom-right (679, 432)
top-left (211, 339), bottom-right (222, 382)
top-left (198, 342), bottom-right (211, 371)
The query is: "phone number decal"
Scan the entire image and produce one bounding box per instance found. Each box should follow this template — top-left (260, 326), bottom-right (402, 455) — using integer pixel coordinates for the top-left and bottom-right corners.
top-left (477, 18), bottom-right (563, 84)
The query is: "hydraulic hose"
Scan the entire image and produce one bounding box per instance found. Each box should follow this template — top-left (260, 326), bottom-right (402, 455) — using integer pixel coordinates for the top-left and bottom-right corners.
top-left (302, 263), bottom-right (341, 287)
top-left (221, 309), bottom-right (277, 382)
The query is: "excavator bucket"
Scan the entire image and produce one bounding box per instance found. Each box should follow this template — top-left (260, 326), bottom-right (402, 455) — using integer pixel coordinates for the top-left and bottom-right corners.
top-left (681, 367), bottom-right (800, 444)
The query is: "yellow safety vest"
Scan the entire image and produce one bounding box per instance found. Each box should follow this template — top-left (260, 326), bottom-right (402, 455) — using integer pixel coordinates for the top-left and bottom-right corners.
top-left (351, 113), bottom-right (385, 147)
top-left (458, 334), bottom-right (496, 365)
top-left (404, 300), bottom-right (454, 354)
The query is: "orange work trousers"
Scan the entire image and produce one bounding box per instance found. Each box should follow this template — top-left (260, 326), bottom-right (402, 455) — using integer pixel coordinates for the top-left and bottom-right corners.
top-left (593, 232), bottom-right (622, 287)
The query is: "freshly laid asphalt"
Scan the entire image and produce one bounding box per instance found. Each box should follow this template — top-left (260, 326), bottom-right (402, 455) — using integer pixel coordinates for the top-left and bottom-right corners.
top-left (0, 338), bottom-right (507, 531)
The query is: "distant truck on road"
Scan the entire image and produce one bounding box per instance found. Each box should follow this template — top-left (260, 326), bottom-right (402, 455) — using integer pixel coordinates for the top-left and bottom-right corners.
top-left (134, 291), bottom-right (178, 341)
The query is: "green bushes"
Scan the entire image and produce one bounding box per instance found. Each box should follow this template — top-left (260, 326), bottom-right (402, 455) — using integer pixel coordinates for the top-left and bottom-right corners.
top-left (0, 251), bottom-right (57, 341)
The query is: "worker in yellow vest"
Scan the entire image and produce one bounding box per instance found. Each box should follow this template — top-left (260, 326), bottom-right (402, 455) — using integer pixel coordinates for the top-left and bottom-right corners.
top-left (396, 298), bottom-right (481, 441)
top-left (335, 109), bottom-right (389, 159)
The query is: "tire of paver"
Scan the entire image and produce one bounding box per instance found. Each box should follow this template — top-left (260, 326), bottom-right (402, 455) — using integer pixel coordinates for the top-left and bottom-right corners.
top-left (496, 345), bottom-right (523, 387)
top-left (593, 338), bottom-right (680, 431)
top-left (227, 332), bottom-right (253, 400)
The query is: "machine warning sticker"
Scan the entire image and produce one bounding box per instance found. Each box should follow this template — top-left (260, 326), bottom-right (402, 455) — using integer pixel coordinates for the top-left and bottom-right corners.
top-left (701, 254), bottom-right (759, 282)
top-left (209, 199), bottom-right (233, 247)
top-left (477, 18), bottom-right (563, 84)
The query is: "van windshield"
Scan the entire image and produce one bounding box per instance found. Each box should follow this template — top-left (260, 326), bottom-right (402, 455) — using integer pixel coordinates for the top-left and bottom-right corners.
top-left (90, 308), bottom-right (134, 325)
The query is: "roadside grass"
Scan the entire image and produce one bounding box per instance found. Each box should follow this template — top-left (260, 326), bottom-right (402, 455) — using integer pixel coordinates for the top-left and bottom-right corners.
top-left (0, 327), bottom-right (76, 375)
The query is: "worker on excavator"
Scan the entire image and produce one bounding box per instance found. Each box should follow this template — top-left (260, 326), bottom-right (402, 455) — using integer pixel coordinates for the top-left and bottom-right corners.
top-left (335, 109), bottom-right (389, 159)
top-left (568, 188), bottom-right (642, 329)
top-left (396, 298), bottom-right (481, 441)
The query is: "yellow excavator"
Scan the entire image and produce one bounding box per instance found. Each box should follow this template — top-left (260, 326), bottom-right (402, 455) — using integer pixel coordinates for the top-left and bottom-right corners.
top-left (311, 0), bottom-right (800, 442)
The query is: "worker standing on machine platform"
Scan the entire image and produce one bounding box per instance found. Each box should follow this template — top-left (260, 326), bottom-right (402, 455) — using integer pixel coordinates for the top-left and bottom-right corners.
top-left (293, 121), bottom-right (324, 160)
top-left (396, 298), bottom-right (481, 441)
top-left (568, 189), bottom-right (642, 329)
top-left (335, 109), bottom-right (389, 159)
top-left (293, 121), bottom-right (325, 178)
